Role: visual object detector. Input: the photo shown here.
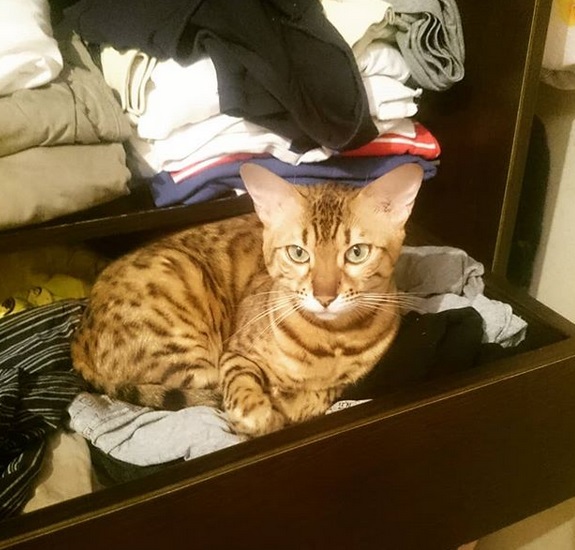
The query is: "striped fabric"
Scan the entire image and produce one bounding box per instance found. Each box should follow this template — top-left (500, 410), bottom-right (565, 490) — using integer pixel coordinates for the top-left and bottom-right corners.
top-left (0, 300), bottom-right (86, 521)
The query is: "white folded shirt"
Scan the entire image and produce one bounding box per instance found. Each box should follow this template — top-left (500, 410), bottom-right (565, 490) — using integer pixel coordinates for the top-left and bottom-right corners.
top-left (363, 74), bottom-right (421, 120)
top-left (138, 57), bottom-right (220, 140)
top-left (355, 40), bottom-right (411, 81)
top-left (0, 0), bottom-right (63, 96)
top-left (127, 117), bottom-right (414, 177)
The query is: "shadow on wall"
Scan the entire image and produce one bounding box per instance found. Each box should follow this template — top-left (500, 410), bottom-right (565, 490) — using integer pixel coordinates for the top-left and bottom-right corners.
top-left (528, 83), bottom-right (575, 319)
top-left (507, 113), bottom-right (549, 289)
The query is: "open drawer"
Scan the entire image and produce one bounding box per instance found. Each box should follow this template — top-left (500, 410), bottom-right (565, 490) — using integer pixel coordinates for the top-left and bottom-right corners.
top-left (1, 266), bottom-right (575, 550)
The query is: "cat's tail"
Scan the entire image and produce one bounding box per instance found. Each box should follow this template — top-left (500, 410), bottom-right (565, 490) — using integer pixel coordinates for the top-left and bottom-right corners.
top-left (115, 383), bottom-right (222, 411)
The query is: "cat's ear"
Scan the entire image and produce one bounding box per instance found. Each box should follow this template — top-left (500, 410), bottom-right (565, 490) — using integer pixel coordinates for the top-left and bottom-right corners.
top-left (240, 163), bottom-right (304, 226)
top-left (355, 163), bottom-right (424, 227)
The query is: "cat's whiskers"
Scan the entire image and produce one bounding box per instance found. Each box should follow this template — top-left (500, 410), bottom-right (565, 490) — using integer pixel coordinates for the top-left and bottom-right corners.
top-left (265, 300), bottom-right (305, 337)
top-left (245, 300), bottom-right (302, 353)
top-left (357, 292), bottom-right (426, 313)
top-left (243, 289), bottom-right (291, 300)
top-left (224, 292), bottom-right (296, 343)
top-left (355, 302), bottom-right (404, 318)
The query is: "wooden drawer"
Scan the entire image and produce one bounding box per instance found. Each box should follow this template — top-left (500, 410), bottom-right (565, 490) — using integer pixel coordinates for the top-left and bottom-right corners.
top-left (1, 274), bottom-right (575, 550)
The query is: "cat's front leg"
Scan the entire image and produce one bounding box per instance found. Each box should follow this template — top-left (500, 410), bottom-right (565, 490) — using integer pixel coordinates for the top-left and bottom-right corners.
top-left (220, 351), bottom-right (285, 437)
top-left (272, 387), bottom-right (342, 424)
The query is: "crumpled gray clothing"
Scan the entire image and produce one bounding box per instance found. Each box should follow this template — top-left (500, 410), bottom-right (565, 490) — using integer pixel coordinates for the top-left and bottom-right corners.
top-left (395, 245), bottom-right (484, 298)
top-left (0, 31), bottom-right (131, 157)
top-left (68, 392), bottom-right (244, 466)
top-left (388, 0), bottom-right (465, 91)
top-left (395, 246), bottom-right (527, 347)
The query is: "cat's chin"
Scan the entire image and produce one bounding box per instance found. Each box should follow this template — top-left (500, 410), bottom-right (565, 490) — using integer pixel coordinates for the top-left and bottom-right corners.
top-left (310, 310), bottom-right (339, 322)
top-left (304, 305), bottom-right (358, 323)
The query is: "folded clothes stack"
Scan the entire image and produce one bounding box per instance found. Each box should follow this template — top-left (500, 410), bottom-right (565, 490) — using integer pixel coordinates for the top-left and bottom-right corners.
top-left (1, 0), bottom-right (465, 226)
top-left (63, 0), bottom-right (464, 207)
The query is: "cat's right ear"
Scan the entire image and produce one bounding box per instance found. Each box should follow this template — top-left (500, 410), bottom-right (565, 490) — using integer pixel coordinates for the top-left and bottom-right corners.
top-left (240, 163), bottom-right (304, 226)
top-left (355, 163), bottom-right (424, 227)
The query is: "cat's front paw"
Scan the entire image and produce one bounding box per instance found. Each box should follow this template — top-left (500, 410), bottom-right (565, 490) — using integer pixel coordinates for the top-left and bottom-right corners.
top-left (227, 399), bottom-right (285, 437)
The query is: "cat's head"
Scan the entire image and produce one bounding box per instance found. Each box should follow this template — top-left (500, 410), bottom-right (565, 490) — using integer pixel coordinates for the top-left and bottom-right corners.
top-left (240, 163), bottom-right (423, 322)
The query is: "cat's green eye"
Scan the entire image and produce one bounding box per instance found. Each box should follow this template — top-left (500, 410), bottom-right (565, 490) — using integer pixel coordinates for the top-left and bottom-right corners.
top-left (286, 245), bottom-right (310, 263)
top-left (345, 244), bottom-right (371, 264)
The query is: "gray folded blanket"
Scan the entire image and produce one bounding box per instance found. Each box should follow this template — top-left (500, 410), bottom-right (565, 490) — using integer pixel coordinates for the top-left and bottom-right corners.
top-left (389, 0), bottom-right (465, 91)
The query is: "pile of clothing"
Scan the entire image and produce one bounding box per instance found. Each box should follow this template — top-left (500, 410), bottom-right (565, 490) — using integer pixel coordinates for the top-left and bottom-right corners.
top-left (0, 244), bottom-right (528, 519)
top-left (63, 0), bottom-right (464, 206)
top-left (0, 0), bottom-right (465, 227)
top-left (0, 0), bottom-right (132, 230)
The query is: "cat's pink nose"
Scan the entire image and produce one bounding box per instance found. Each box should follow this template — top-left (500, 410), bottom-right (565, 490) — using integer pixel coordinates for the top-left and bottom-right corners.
top-left (316, 296), bottom-right (336, 308)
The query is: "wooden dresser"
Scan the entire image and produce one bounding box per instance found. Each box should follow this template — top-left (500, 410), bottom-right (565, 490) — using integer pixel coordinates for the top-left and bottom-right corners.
top-left (3, 0), bottom-right (575, 548)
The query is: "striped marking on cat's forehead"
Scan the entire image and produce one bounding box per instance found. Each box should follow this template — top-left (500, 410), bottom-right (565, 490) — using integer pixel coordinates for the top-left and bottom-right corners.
top-left (306, 184), bottom-right (354, 244)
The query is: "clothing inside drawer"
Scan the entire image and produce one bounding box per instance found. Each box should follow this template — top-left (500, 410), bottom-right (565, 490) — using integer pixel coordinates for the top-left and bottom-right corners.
top-left (0, 232), bottom-right (570, 529)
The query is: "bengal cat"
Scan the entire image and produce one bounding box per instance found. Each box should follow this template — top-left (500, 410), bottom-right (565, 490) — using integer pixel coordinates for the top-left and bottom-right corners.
top-left (71, 162), bottom-right (424, 437)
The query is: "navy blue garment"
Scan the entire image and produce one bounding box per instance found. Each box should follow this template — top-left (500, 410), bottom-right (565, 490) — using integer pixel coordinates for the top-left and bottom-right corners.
top-left (0, 301), bottom-right (86, 520)
top-left (150, 154), bottom-right (438, 207)
top-left (64, 0), bottom-right (378, 150)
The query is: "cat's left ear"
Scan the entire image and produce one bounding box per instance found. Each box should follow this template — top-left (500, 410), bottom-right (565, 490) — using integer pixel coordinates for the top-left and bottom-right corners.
top-left (355, 163), bottom-right (424, 227)
top-left (240, 163), bottom-right (304, 226)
